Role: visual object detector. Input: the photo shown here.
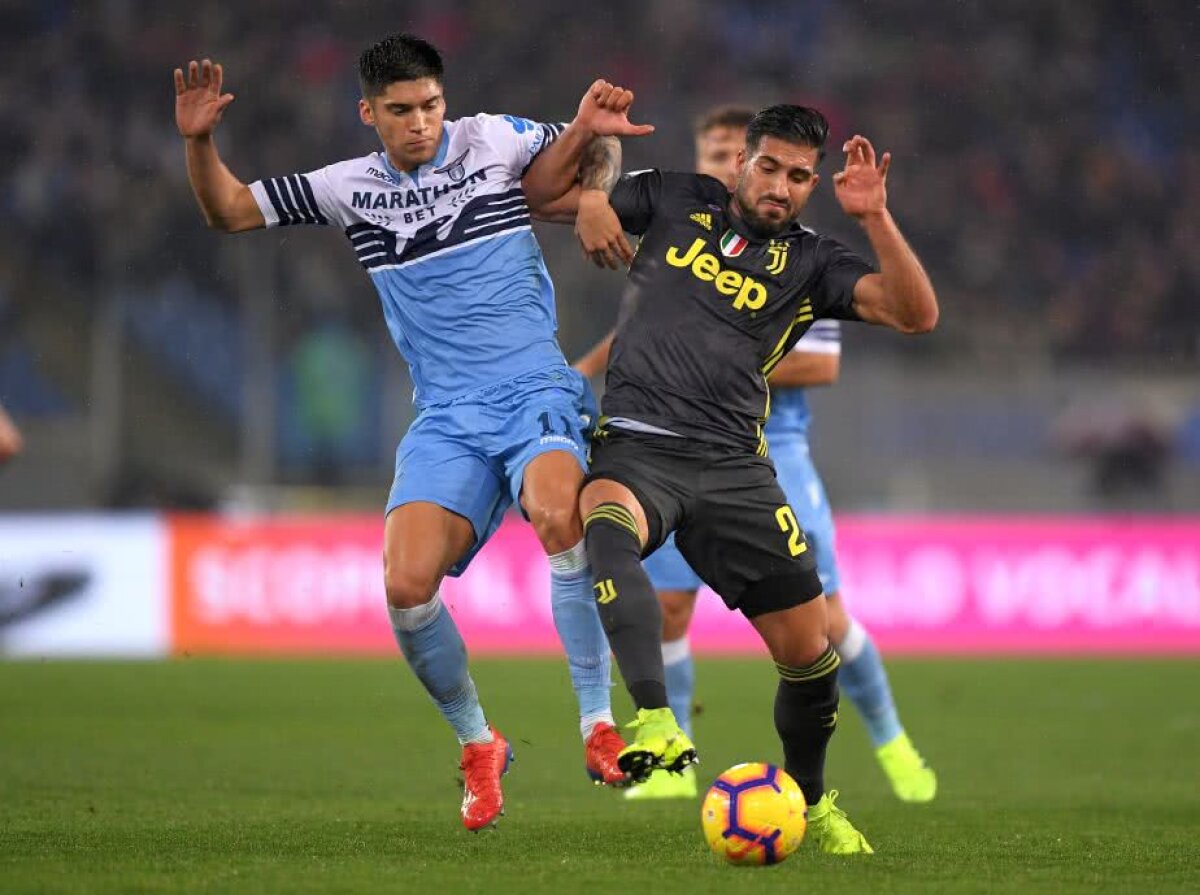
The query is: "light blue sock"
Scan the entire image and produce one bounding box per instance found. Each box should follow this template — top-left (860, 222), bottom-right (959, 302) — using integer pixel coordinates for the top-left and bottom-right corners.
top-left (836, 617), bottom-right (903, 747)
top-left (549, 541), bottom-right (614, 739)
top-left (662, 636), bottom-right (695, 738)
top-left (389, 593), bottom-right (491, 745)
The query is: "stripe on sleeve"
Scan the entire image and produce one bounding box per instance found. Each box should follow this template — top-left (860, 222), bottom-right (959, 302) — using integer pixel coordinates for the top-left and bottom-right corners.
top-left (284, 175), bottom-right (316, 225)
top-left (296, 174), bottom-right (328, 225)
top-left (261, 178), bottom-right (291, 224)
top-left (272, 177), bottom-right (301, 224)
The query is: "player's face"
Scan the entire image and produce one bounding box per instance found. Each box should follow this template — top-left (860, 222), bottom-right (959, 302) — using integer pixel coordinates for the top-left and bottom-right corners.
top-left (731, 136), bottom-right (821, 238)
top-left (358, 77), bottom-right (446, 171)
top-left (694, 125), bottom-right (747, 191)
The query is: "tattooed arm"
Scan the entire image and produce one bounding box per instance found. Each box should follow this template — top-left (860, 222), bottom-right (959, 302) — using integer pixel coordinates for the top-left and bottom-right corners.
top-left (529, 135), bottom-right (622, 219)
top-left (576, 136), bottom-right (633, 268)
top-left (529, 136), bottom-right (633, 269)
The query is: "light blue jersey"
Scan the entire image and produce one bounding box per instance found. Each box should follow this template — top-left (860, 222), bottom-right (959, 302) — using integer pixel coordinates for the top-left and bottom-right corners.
top-left (250, 114), bottom-right (595, 574)
top-left (763, 319), bottom-right (841, 440)
top-left (250, 113), bottom-right (568, 407)
top-left (643, 320), bottom-right (844, 593)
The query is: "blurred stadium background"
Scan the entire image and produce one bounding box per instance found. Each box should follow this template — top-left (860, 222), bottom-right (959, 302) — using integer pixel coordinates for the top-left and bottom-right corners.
top-left (1, 2), bottom-right (1197, 892)
top-left (1, 0), bottom-right (1196, 512)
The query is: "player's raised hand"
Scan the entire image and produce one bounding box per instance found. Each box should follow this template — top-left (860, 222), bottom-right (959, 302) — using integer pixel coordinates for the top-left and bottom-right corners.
top-left (574, 79), bottom-right (655, 138)
top-left (832, 135), bottom-right (891, 220)
top-left (174, 59), bottom-right (236, 138)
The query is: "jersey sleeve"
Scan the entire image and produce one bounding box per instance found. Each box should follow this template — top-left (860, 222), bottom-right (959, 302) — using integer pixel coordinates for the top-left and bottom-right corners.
top-left (478, 113), bottom-right (567, 177)
top-left (809, 236), bottom-right (874, 321)
top-left (609, 169), bottom-right (664, 235)
top-left (791, 319), bottom-right (841, 356)
top-left (249, 167), bottom-right (338, 228)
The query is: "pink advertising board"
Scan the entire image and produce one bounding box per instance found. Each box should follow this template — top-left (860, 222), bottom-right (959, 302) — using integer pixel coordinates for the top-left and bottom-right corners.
top-left (169, 514), bottom-right (1200, 655)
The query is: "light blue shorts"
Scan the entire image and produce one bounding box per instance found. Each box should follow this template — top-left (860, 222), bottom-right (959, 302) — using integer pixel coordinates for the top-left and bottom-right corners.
top-left (387, 365), bottom-right (595, 576)
top-left (642, 435), bottom-right (841, 595)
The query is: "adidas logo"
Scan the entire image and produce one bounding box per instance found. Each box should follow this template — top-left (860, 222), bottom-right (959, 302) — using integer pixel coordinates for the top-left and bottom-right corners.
top-left (689, 211), bottom-right (713, 231)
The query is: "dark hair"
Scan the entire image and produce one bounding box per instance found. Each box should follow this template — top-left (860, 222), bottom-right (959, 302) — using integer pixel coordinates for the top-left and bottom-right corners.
top-left (745, 105), bottom-right (829, 161)
top-left (693, 104), bottom-right (756, 137)
top-left (358, 33), bottom-right (444, 98)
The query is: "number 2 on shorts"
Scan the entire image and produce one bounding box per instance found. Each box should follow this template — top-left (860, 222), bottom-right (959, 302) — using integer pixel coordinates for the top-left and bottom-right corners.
top-left (774, 505), bottom-right (808, 557)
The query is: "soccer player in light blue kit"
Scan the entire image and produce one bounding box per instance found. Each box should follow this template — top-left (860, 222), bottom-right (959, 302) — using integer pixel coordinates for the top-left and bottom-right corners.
top-left (574, 106), bottom-right (936, 802)
top-left (173, 34), bottom-right (651, 829)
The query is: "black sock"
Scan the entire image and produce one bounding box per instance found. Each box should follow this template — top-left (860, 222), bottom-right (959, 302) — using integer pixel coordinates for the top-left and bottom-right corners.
top-left (583, 503), bottom-right (667, 709)
top-left (774, 645), bottom-right (841, 805)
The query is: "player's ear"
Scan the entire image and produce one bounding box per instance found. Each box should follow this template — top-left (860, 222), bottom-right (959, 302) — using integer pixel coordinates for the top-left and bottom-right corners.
top-left (358, 98), bottom-right (375, 127)
top-left (735, 148), bottom-right (747, 176)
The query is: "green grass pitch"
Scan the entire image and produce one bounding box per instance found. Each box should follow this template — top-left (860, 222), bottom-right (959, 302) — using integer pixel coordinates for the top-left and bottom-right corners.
top-left (2, 658), bottom-right (1198, 894)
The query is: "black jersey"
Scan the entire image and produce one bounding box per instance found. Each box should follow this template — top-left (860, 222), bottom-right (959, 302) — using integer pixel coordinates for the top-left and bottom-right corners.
top-left (602, 170), bottom-right (873, 453)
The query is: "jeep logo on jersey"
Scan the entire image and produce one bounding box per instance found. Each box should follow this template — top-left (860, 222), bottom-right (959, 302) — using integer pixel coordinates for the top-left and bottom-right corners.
top-left (665, 238), bottom-right (768, 311)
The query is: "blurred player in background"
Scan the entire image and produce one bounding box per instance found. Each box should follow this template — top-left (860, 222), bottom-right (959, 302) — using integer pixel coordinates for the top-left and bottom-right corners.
top-left (174, 33), bottom-right (652, 830)
top-left (565, 104), bottom-right (938, 853)
top-left (0, 402), bottom-right (22, 465)
top-left (575, 106), bottom-right (936, 805)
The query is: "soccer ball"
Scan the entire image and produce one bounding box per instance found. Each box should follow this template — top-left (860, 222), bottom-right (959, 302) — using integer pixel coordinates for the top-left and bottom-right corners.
top-left (701, 763), bottom-right (807, 865)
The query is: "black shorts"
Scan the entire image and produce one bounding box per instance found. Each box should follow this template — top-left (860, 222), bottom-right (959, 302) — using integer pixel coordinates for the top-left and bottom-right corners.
top-left (585, 429), bottom-right (823, 617)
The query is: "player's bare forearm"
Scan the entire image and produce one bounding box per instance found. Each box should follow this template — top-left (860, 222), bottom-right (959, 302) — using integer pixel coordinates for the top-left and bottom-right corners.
top-left (853, 210), bottom-right (938, 334)
top-left (580, 136), bottom-right (621, 195)
top-left (0, 404), bottom-right (23, 463)
top-left (767, 351), bottom-right (840, 388)
top-left (184, 135), bottom-right (264, 232)
top-left (531, 138), bottom-right (631, 269)
top-left (529, 186), bottom-right (581, 223)
top-left (522, 123), bottom-right (602, 209)
top-left (526, 133), bottom-right (621, 219)
top-left (573, 331), bottom-right (616, 378)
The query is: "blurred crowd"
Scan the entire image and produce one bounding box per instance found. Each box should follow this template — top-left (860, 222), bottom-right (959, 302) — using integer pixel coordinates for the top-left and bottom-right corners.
top-left (0, 0), bottom-right (1196, 446)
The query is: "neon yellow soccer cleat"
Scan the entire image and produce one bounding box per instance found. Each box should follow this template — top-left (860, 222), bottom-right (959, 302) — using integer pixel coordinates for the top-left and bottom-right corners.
top-left (617, 707), bottom-right (697, 783)
top-left (807, 790), bottom-right (874, 855)
top-left (623, 764), bottom-right (699, 800)
top-left (876, 731), bottom-right (938, 803)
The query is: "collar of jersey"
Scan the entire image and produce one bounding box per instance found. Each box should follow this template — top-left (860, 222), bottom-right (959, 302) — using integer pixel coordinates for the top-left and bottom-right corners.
top-left (722, 197), bottom-right (765, 244)
top-left (379, 128), bottom-right (450, 187)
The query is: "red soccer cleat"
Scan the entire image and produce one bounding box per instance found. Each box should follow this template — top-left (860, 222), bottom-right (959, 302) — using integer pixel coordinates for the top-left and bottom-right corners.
top-left (585, 722), bottom-right (630, 786)
top-left (459, 727), bottom-right (513, 831)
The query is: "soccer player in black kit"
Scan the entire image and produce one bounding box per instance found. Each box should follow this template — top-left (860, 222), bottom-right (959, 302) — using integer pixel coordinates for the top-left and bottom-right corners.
top-left (573, 105), bottom-right (938, 854)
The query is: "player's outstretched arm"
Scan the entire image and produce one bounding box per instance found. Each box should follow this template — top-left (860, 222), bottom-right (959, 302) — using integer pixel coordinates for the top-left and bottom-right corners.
top-left (572, 330), bottom-right (616, 379)
top-left (834, 136), bottom-right (938, 334)
top-left (0, 402), bottom-right (23, 464)
top-left (528, 140), bottom-right (633, 269)
top-left (767, 351), bottom-right (840, 388)
top-left (522, 79), bottom-right (652, 210)
top-left (174, 59), bottom-right (264, 233)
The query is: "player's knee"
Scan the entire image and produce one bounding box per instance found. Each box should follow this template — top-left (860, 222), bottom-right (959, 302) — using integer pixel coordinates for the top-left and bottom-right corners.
top-left (661, 606), bottom-right (690, 641)
top-left (527, 498), bottom-right (581, 555)
top-left (759, 608), bottom-right (830, 668)
top-left (773, 629), bottom-right (830, 668)
top-left (660, 594), bottom-right (696, 640)
top-left (824, 592), bottom-right (849, 644)
top-left (799, 632), bottom-right (832, 667)
top-left (383, 565), bottom-right (441, 610)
